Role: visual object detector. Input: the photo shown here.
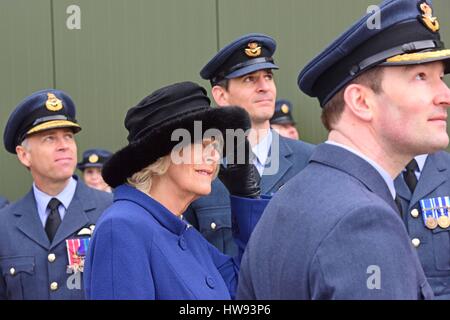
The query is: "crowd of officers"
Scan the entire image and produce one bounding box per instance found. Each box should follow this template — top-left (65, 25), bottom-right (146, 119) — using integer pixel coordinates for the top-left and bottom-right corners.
top-left (1, 0), bottom-right (450, 300)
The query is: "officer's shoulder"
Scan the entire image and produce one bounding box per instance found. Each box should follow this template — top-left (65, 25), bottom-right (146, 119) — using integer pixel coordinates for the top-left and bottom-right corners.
top-left (0, 205), bottom-right (8, 219)
top-left (91, 188), bottom-right (114, 202)
top-left (0, 196), bottom-right (8, 207)
top-left (433, 150), bottom-right (450, 161)
top-left (88, 188), bottom-right (113, 204)
top-left (280, 135), bottom-right (315, 153)
top-left (425, 151), bottom-right (450, 173)
top-left (0, 191), bottom-right (31, 212)
top-left (276, 161), bottom-right (382, 206)
top-left (0, 193), bottom-right (30, 224)
top-left (267, 173), bottom-right (396, 231)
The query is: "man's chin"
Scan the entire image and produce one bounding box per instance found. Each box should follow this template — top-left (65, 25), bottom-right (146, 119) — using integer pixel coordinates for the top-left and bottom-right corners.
top-left (251, 115), bottom-right (272, 125)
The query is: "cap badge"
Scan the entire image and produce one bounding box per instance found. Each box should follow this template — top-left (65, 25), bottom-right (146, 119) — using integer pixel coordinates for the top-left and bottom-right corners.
top-left (89, 154), bottom-right (99, 163)
top-left (281, 104), bottom-right (289, 114)
top-left (419, 2), bottom-right (440, 33)
top-left (45, 93), bottom-right (63, 111)
top-left (245, 42), bottom-right (261, 57)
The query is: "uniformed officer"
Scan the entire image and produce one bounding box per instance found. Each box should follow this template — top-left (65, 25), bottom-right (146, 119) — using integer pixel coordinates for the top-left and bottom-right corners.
top-left (77, 148), bottom-right (112, 192)
top-left (270, 99), bottom-right (300, 140)
top-left (395, 153), bottom-right (450, 299)
top-left (184, 33), bottom-right (314, 256)
top-left (0, 196), bottom-right (8, 210)
top-left (0, 89), bottom-right (112, 299)
top-left (238, 0), bottom-right (450, 299)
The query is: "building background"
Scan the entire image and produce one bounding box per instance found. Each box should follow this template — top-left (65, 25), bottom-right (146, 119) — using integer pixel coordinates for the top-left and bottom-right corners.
top-left (1, 0), bottom-right (450, 200)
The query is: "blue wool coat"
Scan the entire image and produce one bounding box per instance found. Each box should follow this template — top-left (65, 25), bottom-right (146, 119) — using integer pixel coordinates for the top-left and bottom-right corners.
top-left (0, 179), bottom-right (112, 300)
top-left (185, 132), bottom-right (314, 256)
top-left (395, 151), bottom-right (450, 299)
top-left (84, 184), bottom-right (268, 300)
top-left (238, 144), bottom-right (434, 300)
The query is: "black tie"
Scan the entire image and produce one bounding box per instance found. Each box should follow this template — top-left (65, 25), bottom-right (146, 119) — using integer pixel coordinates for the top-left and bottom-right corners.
top-left (403, 159), bottom-right (419, 193)
top-left (45, 198), bottom-right (62, 242)
top-left (249, 149), bottom-right (261, 182)
top-left (394, 195), bottom-right (403, 217)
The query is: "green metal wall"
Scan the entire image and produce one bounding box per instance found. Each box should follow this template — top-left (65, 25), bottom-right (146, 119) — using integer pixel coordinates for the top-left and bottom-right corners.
top-left (1, 0), bottom-right (450, 201)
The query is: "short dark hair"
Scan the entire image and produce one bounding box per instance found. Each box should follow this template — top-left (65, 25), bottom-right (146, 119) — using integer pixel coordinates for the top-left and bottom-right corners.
top-left (321, 67), bottom-right (384, 131)
top-left (211, 78), bottom-right (230, 90)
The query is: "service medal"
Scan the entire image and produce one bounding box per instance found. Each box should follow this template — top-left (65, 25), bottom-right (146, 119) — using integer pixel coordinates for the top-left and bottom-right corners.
top-left (435, 196), bottom-right (450, 229)
top-left (420, 198), bottom-right (438, 230)
top-left (425, 216), bottom-right (438, 229)
top-left (66, 238), bottom-right (90, 273)
top-left (437, 215), bottom-right (450, 228)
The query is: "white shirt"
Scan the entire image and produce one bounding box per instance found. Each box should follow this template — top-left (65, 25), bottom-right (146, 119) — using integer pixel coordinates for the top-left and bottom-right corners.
top-left (411, 154), bottom-right (428, 180)
top-left (252, 130), bottom-right (273, 176)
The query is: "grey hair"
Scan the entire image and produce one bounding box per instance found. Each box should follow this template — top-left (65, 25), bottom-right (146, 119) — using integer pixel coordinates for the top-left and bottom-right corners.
top-left (21, 138), bottom-right (30, 151)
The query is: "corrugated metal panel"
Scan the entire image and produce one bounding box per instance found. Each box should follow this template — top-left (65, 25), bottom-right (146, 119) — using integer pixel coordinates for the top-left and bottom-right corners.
top-left (0, 0), bottom-right (54, 200)
top-left (52, 0), bottom-right (217, 156)
top-left (218, 0), bottom-right (450, 144)
top-left (1, 0), bottom-right (450, 200)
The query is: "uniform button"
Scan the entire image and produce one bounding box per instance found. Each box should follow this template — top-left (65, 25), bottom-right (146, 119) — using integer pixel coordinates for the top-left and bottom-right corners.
top-left (179, 237), bottom-right (187, 250)
top-left (410, 209), bottom-right (420, 218)
top-left (50, 282), bottom-right (58, 291)
top-left (412, 238), bottom-right (421, 248)
top-left (210, 222), bottom-right (217, 230)
top-left (205, 276), bottom-right (215, 289)
top-left (48, 253), bottom-right (56, 263)
top-left (9, 268), bottom-right (15, 276)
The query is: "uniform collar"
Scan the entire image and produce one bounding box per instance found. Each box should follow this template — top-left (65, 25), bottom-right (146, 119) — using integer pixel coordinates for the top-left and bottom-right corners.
top-left (113, 184), bottom-right (188, 236)
top-left (33, 176), bottom-right (77, 225)
top-left (311, 143), bottom-right (398, 213)
top-left (326, 141), bottom-right (396, 200)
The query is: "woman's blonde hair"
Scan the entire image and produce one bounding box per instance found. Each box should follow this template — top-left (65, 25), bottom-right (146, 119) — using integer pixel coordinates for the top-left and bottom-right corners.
top-left (127, 156), bottom-right (171, 193)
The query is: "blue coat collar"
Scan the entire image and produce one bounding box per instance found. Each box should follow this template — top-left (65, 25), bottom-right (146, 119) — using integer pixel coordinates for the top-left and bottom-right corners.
top-left (113, 184), bottom-right (188, 236)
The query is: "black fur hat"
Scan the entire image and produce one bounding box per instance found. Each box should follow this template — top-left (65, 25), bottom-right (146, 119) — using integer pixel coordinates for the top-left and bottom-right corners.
top-left (103, 81), bottom-right (251, 188)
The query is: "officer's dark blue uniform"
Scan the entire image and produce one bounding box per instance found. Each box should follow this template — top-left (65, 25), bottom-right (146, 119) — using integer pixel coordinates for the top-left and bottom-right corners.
top-left (238, 0), bottom-right (450, 299)
top-left (395, 152), bottom-right (450, 299)
top-left (0, 89), bottom-right (112, 299)
top-left (185, 34), bottom-right (314, 255)
top-left (0, 197), bottom-right (8, 210)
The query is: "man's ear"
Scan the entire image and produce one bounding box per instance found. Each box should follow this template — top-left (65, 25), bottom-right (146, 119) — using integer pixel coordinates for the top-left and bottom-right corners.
top-left (16, 145), bottom-right (31, 168)
top-left (343, 84), bottom-right (375, 122)
top-left (211, 85), bottom-right (229, 107)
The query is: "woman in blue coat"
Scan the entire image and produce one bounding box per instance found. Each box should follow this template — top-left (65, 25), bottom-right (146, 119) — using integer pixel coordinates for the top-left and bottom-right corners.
top-left (84, 82), bottom-right (266, 299)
